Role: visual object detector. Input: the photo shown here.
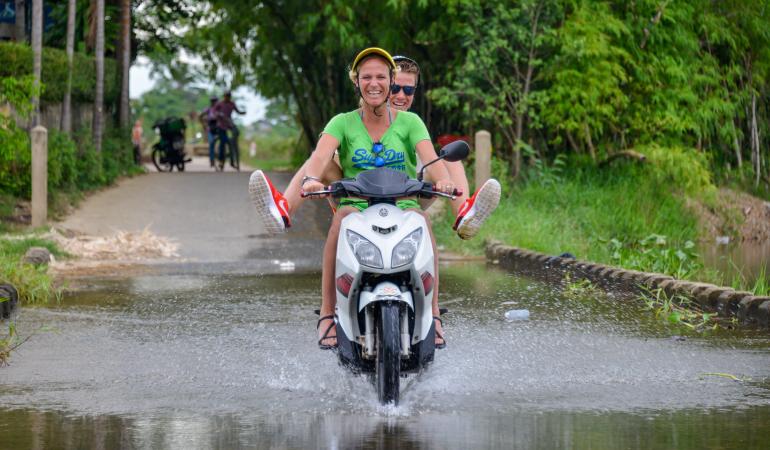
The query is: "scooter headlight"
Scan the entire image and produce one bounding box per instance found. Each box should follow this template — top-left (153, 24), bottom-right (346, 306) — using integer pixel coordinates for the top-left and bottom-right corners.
top-left (346, 230), bottom-right (383, 269)
top-left (391, 228), bottom-right (422, 268)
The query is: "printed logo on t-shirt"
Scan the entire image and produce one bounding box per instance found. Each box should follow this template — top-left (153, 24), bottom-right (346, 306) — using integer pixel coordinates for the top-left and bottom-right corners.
top-left (351, 148), bottom-right (406, 171)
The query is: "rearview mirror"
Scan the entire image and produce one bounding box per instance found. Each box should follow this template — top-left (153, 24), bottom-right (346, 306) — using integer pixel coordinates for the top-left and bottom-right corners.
top-left (439, 140), bottom-right (470, 162)
top-left (417, 140), bottom-right (471, 181)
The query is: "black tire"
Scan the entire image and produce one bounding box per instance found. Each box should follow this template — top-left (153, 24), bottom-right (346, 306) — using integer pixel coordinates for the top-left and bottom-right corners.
top-left (376, 302), bottom-right (401, 405)
top-left (151, 147), bottom-right (171, 172)
top-left (176, 161), bottom-right (185, 172)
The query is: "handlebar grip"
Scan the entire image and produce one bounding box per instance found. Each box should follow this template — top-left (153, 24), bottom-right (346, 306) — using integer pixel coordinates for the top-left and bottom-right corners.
top-left (301, 187), bottom-right (333, 198)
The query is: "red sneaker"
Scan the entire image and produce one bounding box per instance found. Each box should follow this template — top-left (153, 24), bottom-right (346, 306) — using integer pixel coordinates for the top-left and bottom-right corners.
top-left (248, 170), bottom-right (291, 233)
top-left (453, 179), bottom-right (501, 240)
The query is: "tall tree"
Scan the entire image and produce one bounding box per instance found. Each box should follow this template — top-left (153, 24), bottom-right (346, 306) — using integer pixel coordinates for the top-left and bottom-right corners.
top-left (93, 0), bottom-right (105, 151)
top-left (118, 0), bottom-right (131, 128)
top-left (62, 0), bottom-right (77, 134)
top-left (430, 0), bottom-right (563, 177)
top-left (31, 0), bottom-right (43, 126)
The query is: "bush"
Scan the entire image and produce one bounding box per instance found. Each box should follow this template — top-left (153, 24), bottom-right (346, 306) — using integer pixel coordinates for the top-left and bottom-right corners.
top-left (639, 144), bottom-right (714, 195)
top-left (0, 42), bottom-right (118, 105)
top-left (0, 118), bottom-right (31, 198)
top-left (48, 130), bottom-right (78, 192)
top-left (0, 124), bottom-right (138, 201)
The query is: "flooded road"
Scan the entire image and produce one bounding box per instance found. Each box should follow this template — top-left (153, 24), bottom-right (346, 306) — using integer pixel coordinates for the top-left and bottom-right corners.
top-left (2, 264), bottom-right (769, 449)
top-left (3, 171), bottom-right (769, 448)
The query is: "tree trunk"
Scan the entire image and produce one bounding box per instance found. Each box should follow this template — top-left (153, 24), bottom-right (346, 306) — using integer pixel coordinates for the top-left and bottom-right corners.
top-left (31, 0), bottom-right (42, 126)
top-left (14, 1), bottom-right (26, 42)
top-left (565, 130), bottom-right (580, 153)
top-left (584, 122), bottom-right (596, 162)
top-left (93, 0), bottom-right (105, 152)
top-left (732, 121), bottom-right (743, 169)
top-left (751, 92), bottom-right (760, 188)
top-left (62, 0), bottom-right (77, 134)
top-left (118, 0), bottom-right (131, 128)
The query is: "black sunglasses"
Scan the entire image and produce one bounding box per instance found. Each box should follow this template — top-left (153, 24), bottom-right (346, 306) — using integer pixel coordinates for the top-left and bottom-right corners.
top-left (391, 84), bottom-right (416, 96)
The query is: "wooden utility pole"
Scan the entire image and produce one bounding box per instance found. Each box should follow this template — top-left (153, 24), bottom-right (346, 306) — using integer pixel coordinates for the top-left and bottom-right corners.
top-left (475, 130), bottom-right (492, 188)
top-left (31, 0), bottom-right (43, 126)
top-left (62, 0), bottom-right (77, 134)
top-left (31, 126), bottom-right (48, 227)
top-left (93, 0), bottom-right (105, 152)
top-left (118, 0), bottom-right (131, 128)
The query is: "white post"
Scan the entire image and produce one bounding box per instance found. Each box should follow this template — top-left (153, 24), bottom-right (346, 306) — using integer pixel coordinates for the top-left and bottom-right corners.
top-left (31, 126), bottom-right (48, 228)
top-left (474, 130), bottom-right (491, 188)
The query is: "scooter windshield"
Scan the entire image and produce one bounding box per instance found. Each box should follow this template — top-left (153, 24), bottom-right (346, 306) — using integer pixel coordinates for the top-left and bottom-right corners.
top-left (337, 168), bottom-right (424, 199)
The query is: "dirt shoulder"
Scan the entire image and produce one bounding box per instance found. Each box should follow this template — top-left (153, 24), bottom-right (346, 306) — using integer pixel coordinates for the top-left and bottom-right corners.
top-left (689, 188), bottom-right (770, 243)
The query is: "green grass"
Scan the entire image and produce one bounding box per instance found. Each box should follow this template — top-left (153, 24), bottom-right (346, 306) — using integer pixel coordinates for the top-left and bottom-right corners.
top-left (0, 236), bottom-right (63, 306)
top-left (730, 264), bottom-right (770, 296)
top-left (0, 235), bottom-right (63, 365)
top-left (435, 160), bottom-right (701, 277)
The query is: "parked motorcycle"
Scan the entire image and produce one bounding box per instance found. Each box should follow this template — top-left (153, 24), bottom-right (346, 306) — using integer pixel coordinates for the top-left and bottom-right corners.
top-left (151, 117), bottom-right (191, 172)
top-left (304, 140), bottom-right (470, 405)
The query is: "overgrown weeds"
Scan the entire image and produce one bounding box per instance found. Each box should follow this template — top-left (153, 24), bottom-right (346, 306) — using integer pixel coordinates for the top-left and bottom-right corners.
top-left (0, 236), bottom-right (62, 366)
top-left (641, 287), bottom-right (731, 332)
top-left (604, 234), bottom-right (702, 279)
top-left (0, 237), bottom-right (63, 305)
top-left (730, 264), bottom-right (770, 296)
top-left (562, 272), bottom-right (601, 300)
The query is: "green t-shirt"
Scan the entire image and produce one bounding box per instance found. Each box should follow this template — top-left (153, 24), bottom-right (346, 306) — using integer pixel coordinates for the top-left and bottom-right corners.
top-left (322, 110), bottom-right (431, 178)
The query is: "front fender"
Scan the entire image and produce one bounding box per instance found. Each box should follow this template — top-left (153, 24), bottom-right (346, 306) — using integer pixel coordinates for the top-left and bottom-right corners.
top-left (358, 281), bottom-right (414, 312)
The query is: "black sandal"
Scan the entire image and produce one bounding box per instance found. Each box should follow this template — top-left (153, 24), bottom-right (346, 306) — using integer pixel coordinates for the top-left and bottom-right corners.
top-left (317, 315), bottom-right (337, 350)
top-left (433, 316), bottom-right (447, 349)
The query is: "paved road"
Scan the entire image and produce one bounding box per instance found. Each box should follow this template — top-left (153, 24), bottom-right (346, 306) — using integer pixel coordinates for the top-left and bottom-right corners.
top-left (59, 168), bottom-right (331, 273)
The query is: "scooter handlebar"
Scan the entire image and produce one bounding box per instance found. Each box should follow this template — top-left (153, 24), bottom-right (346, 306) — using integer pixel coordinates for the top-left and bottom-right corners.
top-left (300, 188), bottom-right (334, 198)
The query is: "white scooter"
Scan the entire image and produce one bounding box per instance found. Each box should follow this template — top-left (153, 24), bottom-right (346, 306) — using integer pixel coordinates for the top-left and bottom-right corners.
top-left (305, 141), bottom-right (469, 405)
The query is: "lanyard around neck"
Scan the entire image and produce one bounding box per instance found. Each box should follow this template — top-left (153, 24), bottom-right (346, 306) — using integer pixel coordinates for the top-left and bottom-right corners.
top-left (360, 103), bottom-right (392, 125)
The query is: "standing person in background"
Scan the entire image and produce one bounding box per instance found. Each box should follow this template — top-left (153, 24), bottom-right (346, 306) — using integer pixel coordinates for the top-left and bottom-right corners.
top-left (131, 119), bottom-right (143, 165)
top-left (213, 91), bottom-right (245, 170)
top-left (200, 96), bottom-right (219, 169)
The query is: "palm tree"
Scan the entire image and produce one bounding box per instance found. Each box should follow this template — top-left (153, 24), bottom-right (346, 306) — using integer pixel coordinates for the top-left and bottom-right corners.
top-left (62, 0), bottom-right (77, 134)
top-left (31, 0), bottom-right (42, 126)
top-left (118, 0), bottom-right (131, 128)
top-left (93, 0), bottom-right (105, 152)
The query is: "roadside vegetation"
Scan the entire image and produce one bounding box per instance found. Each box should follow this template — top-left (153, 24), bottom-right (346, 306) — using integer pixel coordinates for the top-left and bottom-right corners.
top-left (435, 147), bottom-right (711, 275)
top-left (0, 236), bottom-right (64, 366)
top-left (1, 39), bottom-right (138, 362)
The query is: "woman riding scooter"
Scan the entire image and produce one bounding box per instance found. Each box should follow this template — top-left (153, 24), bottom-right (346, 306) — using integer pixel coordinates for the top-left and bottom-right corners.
top-left (251, 48), bottom-right (451, 347)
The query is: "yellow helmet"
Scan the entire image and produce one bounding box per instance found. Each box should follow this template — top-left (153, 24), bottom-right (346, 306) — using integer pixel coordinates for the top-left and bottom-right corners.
top-left (350, 47), bottom-right (397, 77)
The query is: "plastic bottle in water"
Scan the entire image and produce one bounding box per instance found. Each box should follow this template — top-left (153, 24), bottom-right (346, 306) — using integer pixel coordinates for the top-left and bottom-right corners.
top-left (505, 309), bottom-right (530, 321)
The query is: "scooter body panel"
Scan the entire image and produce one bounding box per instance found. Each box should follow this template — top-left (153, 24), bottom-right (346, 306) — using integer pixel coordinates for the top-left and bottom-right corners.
top-left (334, 202), bottom-right (436, 373)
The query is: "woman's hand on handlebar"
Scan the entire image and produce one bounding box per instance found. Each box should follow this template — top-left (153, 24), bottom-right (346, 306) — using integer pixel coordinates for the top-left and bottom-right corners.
top-left (301, 179), bottom-right (326, 198)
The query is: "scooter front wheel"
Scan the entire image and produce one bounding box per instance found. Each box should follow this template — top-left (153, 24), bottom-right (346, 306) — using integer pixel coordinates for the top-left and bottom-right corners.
top-left (376, 302), bottom-right (401, 405)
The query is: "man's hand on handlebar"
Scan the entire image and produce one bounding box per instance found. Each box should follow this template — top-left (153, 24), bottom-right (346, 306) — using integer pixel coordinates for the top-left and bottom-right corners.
top-left (434, 179), bottom-right (455, 195)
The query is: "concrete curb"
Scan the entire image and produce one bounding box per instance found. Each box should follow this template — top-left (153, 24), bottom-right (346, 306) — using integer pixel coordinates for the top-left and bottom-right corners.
top-left (485, 240), bottom-right (769, 329)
